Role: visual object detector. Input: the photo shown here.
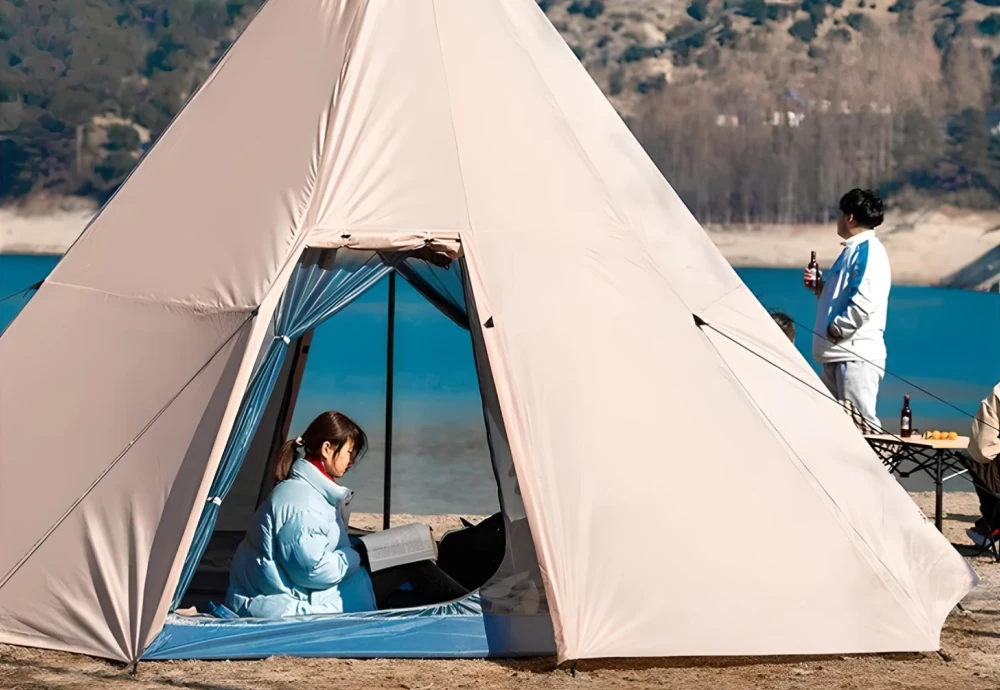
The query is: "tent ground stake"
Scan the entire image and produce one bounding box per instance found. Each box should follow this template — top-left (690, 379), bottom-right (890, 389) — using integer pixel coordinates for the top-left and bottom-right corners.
top-left (126, 661), bottom-right (139, 677)
top-left (570, 661), bottom-right (577, 678)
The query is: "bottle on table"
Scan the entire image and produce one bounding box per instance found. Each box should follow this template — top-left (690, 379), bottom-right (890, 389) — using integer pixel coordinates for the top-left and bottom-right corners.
top-left (900, 394), bottom-right (912, 437)
top-left (804, 251), bottom-right (819, 289)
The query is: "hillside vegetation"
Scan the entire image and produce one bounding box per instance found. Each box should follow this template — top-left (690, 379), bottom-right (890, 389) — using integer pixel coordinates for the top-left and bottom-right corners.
top-left (2, 0), bottom-right (1000, 224)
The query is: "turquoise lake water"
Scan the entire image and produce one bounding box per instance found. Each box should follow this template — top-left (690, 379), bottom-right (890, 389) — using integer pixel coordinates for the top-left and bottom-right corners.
top-left (3, 254), bottom-right (997, 510)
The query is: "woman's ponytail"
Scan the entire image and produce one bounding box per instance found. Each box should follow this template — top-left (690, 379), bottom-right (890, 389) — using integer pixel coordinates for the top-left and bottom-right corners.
top-left (273, 439), bottom-right (299, 482)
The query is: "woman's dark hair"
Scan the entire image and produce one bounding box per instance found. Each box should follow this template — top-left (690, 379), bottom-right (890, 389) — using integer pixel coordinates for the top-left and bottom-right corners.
top-left (839, 188), bottom-right (884, 229)
top-left (770, 311), bottom-right (795, 343)
top-left (274, 411), bottom-right (368, 482)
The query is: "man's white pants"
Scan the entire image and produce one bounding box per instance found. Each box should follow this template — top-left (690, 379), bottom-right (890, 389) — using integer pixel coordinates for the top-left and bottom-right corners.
top-left (821, 361), bottom-right (883, 429)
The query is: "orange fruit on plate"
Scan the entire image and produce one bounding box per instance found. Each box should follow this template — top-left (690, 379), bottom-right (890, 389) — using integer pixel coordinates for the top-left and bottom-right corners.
top-left (948, 431), bottom-right (958, 440)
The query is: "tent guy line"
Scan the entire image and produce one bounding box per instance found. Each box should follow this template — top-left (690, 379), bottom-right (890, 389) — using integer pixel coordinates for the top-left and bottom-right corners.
top-left (0, 309), bottom-right (258, 594)
top-left (754, 304), bottom-right (1000, 435)
top-left (695, 314), bottom-right (999, 503)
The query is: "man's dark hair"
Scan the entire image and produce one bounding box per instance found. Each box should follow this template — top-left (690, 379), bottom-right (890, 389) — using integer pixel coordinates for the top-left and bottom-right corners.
top-left (839, 188), bottom-right (884, 229)
top-left (770, 311), bottom-right (795, 343)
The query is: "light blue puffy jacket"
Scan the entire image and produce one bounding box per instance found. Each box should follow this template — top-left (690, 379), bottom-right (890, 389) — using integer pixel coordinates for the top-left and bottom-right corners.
top-left (226, 459), bottom-right (377, 617)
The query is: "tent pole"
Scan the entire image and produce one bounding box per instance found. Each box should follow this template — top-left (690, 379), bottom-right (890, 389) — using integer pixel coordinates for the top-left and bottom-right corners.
top-left (383, 271), bottom-right (396, 530)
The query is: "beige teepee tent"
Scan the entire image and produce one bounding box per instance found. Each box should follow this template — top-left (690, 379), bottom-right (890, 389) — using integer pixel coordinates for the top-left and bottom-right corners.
top-left (0, 0), bottom-right (976, 664)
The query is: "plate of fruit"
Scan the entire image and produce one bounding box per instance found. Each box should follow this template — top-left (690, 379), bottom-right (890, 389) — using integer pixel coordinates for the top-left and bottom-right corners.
top-left (923, 430), bottom-right (959, 441)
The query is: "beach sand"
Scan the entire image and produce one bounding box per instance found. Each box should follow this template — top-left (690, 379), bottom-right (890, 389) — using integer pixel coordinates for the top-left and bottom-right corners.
top-left (1, 492), bottom-right (997, 690)
top-left (4, 203), bottom-right (1000, 287)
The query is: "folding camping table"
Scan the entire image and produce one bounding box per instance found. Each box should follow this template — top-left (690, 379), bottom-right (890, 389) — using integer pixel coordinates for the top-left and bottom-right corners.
top-left (864, 434), bottom-right (969, 532)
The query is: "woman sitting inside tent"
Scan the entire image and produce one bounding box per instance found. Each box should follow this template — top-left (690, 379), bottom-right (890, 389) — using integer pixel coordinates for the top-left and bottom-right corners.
top-left (226, 411), bottom-right (378, 617)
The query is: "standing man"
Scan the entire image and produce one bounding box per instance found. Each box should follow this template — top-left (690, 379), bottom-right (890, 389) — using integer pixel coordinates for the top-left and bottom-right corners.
top-left (805, 189), bottom-right (891, 428)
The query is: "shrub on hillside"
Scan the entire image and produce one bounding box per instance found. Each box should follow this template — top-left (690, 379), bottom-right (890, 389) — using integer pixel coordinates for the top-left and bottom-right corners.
top-left (828, 26), bottom-right (852, 42)
top-left (942, 0), bottom-right (964, 19)
top-left (766, 3), bottom-right (792, 21)
top-left (934, 21), bottom-right (958, 49)
top-left (889, 0), bottom-right (917, 12)
top-left (104, 125), bottom-right (140, 152)
top-left (621, 45), bottom-right (660, 62)
top-left (975, 0), bottom-right (1000, 7)
top-left (608, 67), bottom-right (625, 95)
top-left (687, 0), bottom-right (710, 20)
top-left (789, 18), bottom-right (818, 41)
top-left (845, 12), bottom-right (875, 32)
top-left (802, 0), bottom-right (828, 26)
top-left (979, 13), bottom-right (1000, 34)
top-left (636, 73), bottom-right (667, 94)
top-left (568, 0), bottom-right (605, 18)
top-left (735, 0), bottom-right (769, 23)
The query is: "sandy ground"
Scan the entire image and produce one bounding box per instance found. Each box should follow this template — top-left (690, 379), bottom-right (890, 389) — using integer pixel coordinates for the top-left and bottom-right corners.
top-left (4, 203), bottom-right (1000, 287)
top-left (706, 208), bottom-right (1000, 286)
top-left (0, 492), bottom-right (996, 690)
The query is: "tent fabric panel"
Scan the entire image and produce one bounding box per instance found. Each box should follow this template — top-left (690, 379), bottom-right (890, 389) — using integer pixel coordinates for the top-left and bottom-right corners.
top-left (460, 227), bottom-right (959, 661)
top-left (699, 287), bottom-right (977, 635)
top-left (488, 0), bottom-right (743, 315)
top-left (0, 299), bottom-right (252, 661)
top-left (305, 0), bottom-right (471, 236)
top-left (0, 283), bottom-right (254, 582)
top-left (46, 0), bottom-right (365, 312)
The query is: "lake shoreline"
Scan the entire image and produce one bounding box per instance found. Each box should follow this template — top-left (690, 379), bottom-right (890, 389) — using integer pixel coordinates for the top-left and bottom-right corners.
top-left (3, 204), bottom-right (999, 288)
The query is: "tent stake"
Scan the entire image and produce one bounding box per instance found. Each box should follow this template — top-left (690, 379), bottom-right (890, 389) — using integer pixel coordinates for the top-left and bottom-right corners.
top-left (383, 271), bottom-right (396, 531)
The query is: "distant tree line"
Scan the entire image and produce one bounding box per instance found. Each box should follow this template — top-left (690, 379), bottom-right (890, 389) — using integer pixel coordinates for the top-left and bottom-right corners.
top-left (634, 23), bottom-right (1000, 224)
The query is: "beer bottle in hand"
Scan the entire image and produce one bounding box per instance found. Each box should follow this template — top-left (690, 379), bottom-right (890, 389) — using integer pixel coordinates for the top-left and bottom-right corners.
top-left (900, 395), bottom-right (912, 437)
top-left (804, 251), bottom-right (819, 289)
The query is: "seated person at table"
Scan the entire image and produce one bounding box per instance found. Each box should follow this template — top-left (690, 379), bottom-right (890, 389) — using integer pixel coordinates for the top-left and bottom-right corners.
top-left (967, 383), bottom-right (1000, 548)
top-left (227, 411), bottom-right (377, 617)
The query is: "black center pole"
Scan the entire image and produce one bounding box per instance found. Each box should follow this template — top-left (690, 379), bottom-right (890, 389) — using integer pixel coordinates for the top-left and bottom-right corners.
top-left (383, 271), bottom-right (396, 530)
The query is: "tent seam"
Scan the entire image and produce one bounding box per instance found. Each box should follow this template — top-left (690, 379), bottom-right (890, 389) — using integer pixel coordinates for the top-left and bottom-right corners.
top-left (297, 0), bottom-right (369, 248)
top-left (0, 312), bottom-right (256, 657)
top-left (698, 324), bottom-right (935, 641)
top-left (40, 281), bottom-right (258, 316)
top-left (491, 0), bottom-right (684, 310)
top-left (429, 0), bottom-right (476, 238)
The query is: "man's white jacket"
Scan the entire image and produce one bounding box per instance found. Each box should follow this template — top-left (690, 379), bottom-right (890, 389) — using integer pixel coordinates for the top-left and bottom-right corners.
top-left (812, 231), bottom-right (891, 365)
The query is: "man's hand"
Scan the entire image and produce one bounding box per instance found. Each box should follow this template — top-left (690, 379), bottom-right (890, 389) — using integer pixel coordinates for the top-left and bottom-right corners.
top-left (804, 269), bottom-right (824, 297)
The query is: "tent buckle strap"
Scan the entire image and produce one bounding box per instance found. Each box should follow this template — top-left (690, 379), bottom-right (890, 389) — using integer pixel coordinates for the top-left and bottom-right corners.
top-left (207, 497), bottom-right (222, 506)
top-left (278, 335), bottom-right (291, 344)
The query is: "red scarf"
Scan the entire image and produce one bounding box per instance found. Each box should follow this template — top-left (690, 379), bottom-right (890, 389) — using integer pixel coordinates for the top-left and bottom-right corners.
top-left (307, 457), bottom-right (337, 483)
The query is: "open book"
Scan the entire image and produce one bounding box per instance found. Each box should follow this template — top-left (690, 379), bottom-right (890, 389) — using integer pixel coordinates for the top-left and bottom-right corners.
top-left (357, 523), bottom-right (437, 572)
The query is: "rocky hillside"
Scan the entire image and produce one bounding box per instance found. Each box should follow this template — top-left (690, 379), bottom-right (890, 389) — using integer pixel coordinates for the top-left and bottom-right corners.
top-left (541, 0), bottom-right (1000, 118)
